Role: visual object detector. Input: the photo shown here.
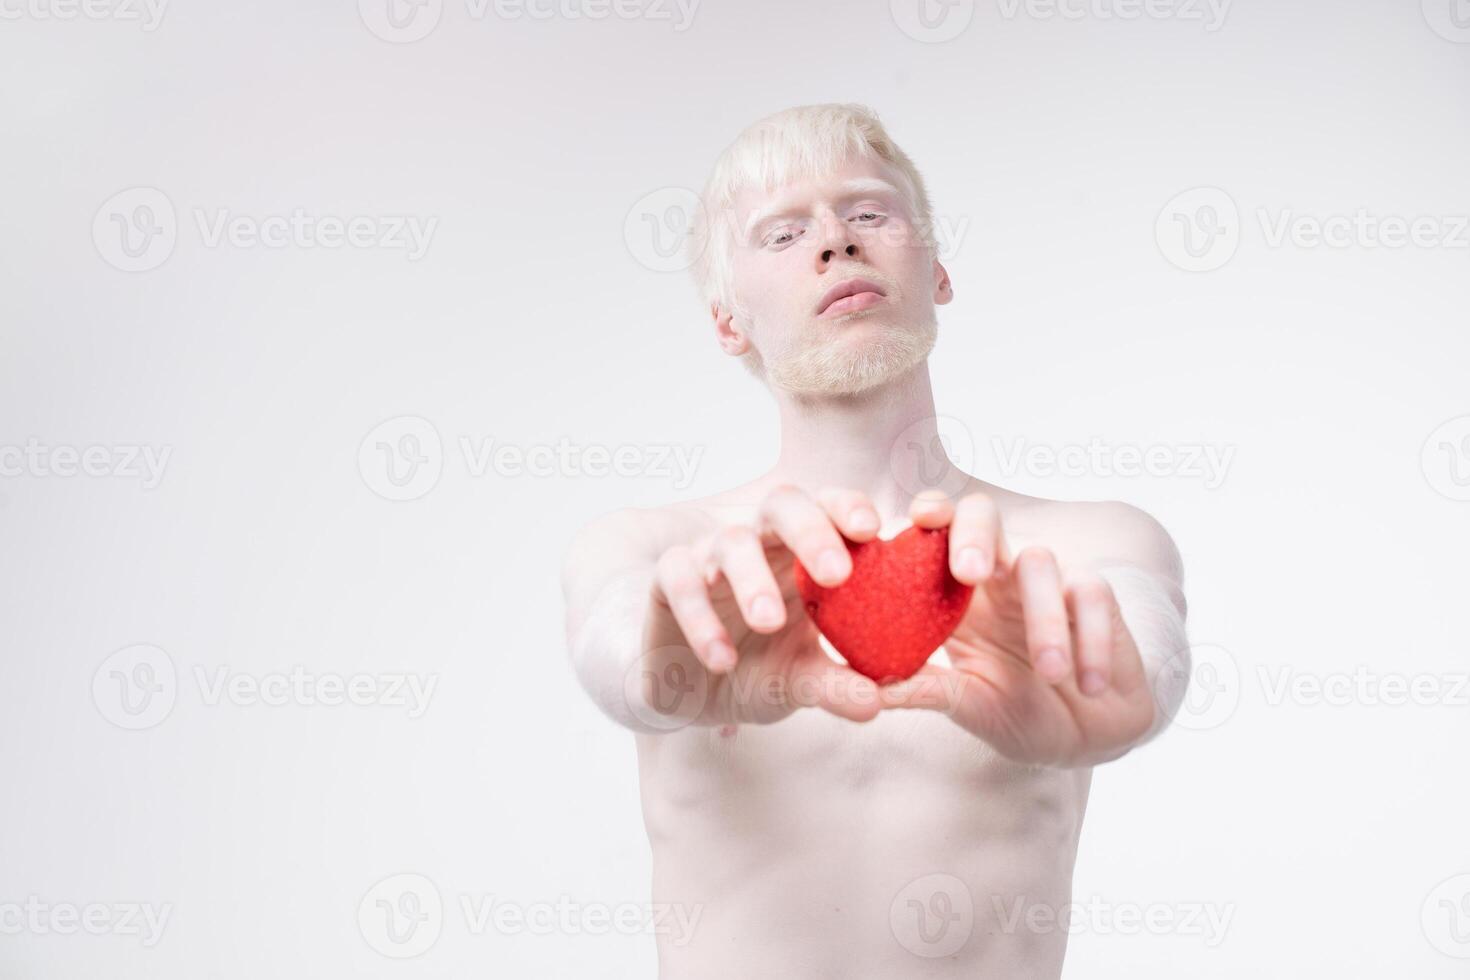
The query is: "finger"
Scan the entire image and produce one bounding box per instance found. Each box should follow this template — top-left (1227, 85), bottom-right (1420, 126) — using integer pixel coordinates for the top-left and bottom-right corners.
top-left (787, 650), bottom-right (882, 723)
top-left (708, 525), bottom-right (786, 633)
top-left (881, 665), bottom-right (1020, 746)
top-left (653, 546), bottom-right (737, 673)
top-left (815, 487), bottom-right (881, 541)
top-left (876, 664), bottom-right (968, 714)
top-left (908, 489), bottom-right (954, 529)
top-left (1015, 546), bottom-right (1073, 684)
top-left (948, 493), bottom-right (1001, 585)
top-left (1067, 574), bottom-right (1116, 697)
top-left (758, 485), bottom-right (852, 588)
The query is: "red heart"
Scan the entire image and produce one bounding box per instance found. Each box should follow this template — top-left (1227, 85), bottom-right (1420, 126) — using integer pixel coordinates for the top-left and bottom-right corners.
top-left (794, 524), bottom-right (975, 685)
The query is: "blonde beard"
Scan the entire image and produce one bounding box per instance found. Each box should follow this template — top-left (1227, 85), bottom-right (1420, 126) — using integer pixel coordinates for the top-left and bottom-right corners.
top-left (754, 311), bottom-right (939, 397)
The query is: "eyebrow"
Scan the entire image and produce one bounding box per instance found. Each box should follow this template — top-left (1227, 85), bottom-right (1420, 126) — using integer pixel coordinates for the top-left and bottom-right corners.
top-left (746, 177), bottom-right (903, 234)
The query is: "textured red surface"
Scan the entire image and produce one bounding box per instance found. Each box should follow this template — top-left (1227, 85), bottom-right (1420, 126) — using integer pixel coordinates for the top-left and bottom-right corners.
top-left (793, 525), bottom-right (975, 685)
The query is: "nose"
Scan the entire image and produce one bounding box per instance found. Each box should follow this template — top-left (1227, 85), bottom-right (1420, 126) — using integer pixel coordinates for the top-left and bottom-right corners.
top-left (814, 212), bottom-right (861, 268)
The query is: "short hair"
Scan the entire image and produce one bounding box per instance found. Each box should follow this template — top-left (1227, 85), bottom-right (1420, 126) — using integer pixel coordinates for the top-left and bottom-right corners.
top-left (686, 103), bottom-right (938, 322)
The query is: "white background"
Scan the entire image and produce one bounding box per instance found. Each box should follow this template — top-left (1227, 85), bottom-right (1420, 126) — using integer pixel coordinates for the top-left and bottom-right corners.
top-left (1, 0), bottom-right (1467, 976)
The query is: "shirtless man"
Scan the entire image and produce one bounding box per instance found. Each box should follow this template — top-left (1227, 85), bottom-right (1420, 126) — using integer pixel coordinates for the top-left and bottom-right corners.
top-left (560, 103), bottom-right (1190, 978)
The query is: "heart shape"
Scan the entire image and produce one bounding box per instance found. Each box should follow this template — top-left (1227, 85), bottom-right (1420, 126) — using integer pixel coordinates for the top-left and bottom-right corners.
top-left (794, 524), bottom-right (975, 685)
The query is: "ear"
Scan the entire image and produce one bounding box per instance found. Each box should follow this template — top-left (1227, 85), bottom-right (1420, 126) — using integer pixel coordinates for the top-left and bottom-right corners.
top-left (932, 258), bottom-right (954, 306)
top-left (712, 301), bottom-right (750, 356)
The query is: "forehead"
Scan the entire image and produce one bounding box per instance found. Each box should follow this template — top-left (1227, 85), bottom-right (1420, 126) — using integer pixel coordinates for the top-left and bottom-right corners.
top-left (732, 155), bottom-right (907, 222)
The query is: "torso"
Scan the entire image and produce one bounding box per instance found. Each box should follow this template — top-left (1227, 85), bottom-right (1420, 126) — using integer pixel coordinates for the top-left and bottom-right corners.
top-left (630, 476), bottom-right (1104, 979)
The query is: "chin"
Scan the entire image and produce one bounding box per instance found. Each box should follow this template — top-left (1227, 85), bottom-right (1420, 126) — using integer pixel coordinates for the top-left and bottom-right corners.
top-left (769, 316), bottom-right (938, 396)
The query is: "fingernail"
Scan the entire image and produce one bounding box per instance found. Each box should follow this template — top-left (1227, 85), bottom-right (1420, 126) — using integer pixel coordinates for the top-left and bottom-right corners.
top-left (707, 641), bottom-right (736, 672)
top-left (1036, 647), bottom-right (1069, 681)
top-left (956, 547), bottom-right (989, 580)
top-left (1080, 670), bottom-right (1107, 696)
top-left (849, 509), bottom-right (879, 533)
top-left (818, 549), bottom-right (848, 583)
top-left (750, 595), bottom-right (782, 626)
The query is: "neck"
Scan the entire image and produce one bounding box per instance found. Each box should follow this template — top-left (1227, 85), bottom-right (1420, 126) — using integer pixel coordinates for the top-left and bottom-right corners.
top-left (765, 360), bottom-right (961, 523)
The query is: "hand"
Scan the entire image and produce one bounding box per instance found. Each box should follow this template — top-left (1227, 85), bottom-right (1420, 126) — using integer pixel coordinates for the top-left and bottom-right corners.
top-left (638, 485), bottom-right (885, 728)
top-left (878, 491), bottom-right (1156, 767)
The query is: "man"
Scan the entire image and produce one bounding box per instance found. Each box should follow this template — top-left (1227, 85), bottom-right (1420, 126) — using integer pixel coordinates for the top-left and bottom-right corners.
top-left (561, 103), bottom-right (1189, 978)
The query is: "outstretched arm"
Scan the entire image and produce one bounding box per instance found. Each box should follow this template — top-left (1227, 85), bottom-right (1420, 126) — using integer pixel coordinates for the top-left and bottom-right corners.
top-left (560, 508), bottom-right (666, 732)
top-left (1088, 504), bottom-right (1190, 750)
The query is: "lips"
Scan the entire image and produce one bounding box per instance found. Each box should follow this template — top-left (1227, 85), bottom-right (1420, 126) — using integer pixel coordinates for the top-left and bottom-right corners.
top-left (816, 277), bottom-right (887, 317)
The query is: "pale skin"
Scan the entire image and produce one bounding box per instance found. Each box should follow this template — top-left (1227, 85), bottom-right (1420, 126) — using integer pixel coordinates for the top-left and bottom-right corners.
top-left (561, 154), bottom-right (1189, 978)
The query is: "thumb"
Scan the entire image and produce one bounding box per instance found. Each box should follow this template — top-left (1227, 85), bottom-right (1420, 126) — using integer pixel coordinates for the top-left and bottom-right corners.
top-left (878, 664), bottom-right (973, 716)
top-left (786, 646), bottom-right (882, 723)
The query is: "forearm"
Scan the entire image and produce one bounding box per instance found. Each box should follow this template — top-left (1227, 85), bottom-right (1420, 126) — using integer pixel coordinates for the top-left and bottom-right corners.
top-left (1098, 563), bottom-right (1190, 749)
top-left (566, 564), bottom-right (671, 735)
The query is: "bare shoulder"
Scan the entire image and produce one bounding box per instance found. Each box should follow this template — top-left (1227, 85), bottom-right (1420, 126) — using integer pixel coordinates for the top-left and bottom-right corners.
top-left (560, 481), bottom-right (769, 589)
top-left (559, 502), bottom-right (696, 579)
top-left (988, 486), bottom-right (1184, 585)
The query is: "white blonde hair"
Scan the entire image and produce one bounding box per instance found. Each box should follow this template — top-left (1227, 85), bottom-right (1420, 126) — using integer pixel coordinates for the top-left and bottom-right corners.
top-left (686, 103), bottom-right (938, 320)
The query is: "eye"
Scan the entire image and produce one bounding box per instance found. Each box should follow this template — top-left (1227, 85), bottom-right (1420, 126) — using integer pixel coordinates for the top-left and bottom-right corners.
top-left (764, 223), bottom-right (805, 248)
top-left (850, 210), bottom-right (885, 225)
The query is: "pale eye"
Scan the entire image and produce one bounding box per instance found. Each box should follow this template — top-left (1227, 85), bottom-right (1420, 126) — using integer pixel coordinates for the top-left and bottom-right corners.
top-left (850, 210), bottom-right (884, 224)
top-left (767, 228), bottom-right (800, 247)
